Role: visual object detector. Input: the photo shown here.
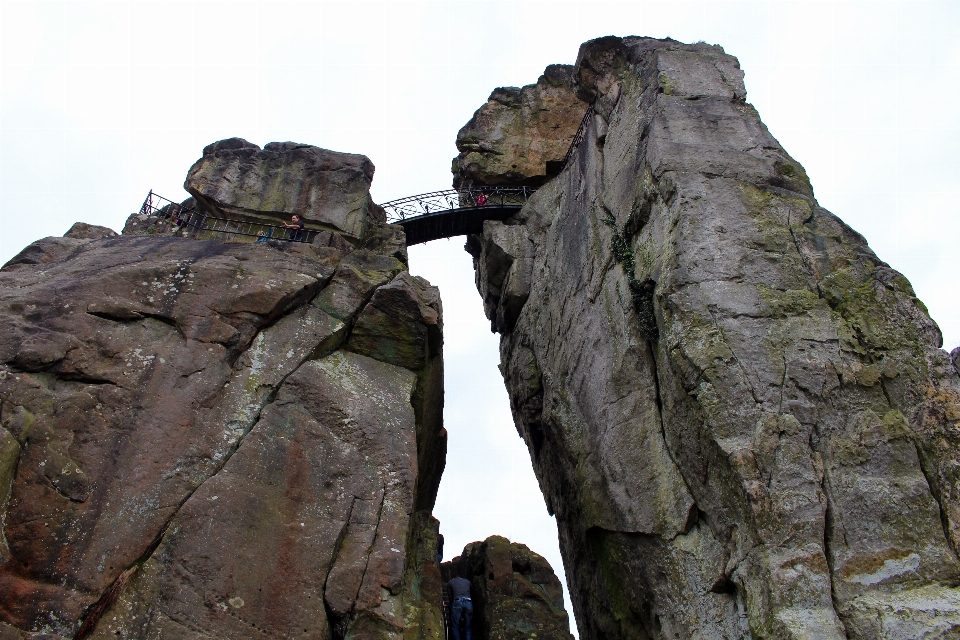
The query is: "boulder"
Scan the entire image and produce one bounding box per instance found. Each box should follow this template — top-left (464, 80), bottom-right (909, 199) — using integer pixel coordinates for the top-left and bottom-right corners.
top-left (442, 536), bottom-right (573, 640)
top-left (452, 65), bottom-right (588, 188)
top-left (63, 222), bottom-right (117, 240)
top-left (347, 272), bottom-right (442, 371)
top-left (185, 138), bottom-right (380, 239)
top-left (464, 36), bottom-right (960, 639)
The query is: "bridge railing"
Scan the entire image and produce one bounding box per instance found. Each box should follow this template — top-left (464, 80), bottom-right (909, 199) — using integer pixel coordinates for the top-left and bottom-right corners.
top-left (138, 191), bottom-right (319, 244)
top-left (559, 105), bottom-right (594, 171)
top-left (379, 186), bottom-right (535, 224)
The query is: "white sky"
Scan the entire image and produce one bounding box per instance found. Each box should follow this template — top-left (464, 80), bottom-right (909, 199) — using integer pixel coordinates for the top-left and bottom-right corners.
top-left (2, 1), bottom-right (958, 633)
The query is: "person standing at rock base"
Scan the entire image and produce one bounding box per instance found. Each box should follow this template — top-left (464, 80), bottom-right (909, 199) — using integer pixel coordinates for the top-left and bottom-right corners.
top-left (447, 574), bottom-right (473, 640)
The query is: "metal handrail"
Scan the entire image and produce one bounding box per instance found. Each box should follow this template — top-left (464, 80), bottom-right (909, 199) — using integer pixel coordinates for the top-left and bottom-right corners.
top-left (379, 186), bottom-right (534, 224)
top-left (137, 191), bottom-right (317, 243)
top-left (132, 105), bottom-right (594, 245)
top-left (129, 105), bottom-right (594, 242)
top-left (559, 104), bottom-right (594, 170)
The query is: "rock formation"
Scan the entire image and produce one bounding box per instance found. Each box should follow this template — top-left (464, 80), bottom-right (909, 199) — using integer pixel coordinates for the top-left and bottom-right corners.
top-left (452, 65), bottom-right (587, 189)
top-left (122, 197), bottom-right (196, 238)
top-left (441, 536), bottom-right (573, 640)
top-left (465, 36), bottom-right (960, 638)
top-left (0, 146), bottom-right (444, 639)
top-left (185, 138), bottom-right (380, 239)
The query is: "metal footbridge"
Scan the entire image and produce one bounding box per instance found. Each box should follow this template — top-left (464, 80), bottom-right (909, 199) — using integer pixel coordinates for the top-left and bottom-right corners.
top-left (380, 187), bottom-right (532, 245)
top-left (138, 106), bottom-right (593, 246)
top-left (137, 187), bottom-right (535, 247)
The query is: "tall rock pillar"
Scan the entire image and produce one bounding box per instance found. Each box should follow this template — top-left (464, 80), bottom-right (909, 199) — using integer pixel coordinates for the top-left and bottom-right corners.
top-left (0, 143), bottom-right (446, 640)
top-left (466, 36), bottom-right (960, 639)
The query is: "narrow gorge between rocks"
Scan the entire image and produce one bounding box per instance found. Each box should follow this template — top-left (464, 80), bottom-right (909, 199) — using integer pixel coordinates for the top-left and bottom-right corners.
top-left (2, 36), bottom-right (960, 640)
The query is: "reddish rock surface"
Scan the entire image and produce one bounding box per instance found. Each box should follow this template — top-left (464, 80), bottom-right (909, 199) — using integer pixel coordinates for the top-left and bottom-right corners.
top-left (452, 65), bottom-right (588, 189)
top-left (0, 153), bottom-right (444, 638)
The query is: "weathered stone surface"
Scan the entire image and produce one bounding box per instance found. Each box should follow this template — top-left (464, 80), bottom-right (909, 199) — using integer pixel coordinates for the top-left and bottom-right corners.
top-left (348, 272), bottom-right (442, 371)
top-left (313, 250), bottom-right (406, 322)
top-left (465, 221), bottom-right (533, 333)
top-left (184, 138), bottom-right (380, 239)
top-left (63, 222), bottom-right (117, 240)
top-left (452, 65), bottom-right (588, 189)
top-left (0, 169), bottom-right (444, 637)
top-left (2, 236), bottom-right (90, 269)
top-left (88, 352), bottom-right (419, 639)
top-left (465, 36), bottom-right (960, 639)
top-left (400, 513), bottom-right (446, 640)
top-left (0, 621), bottom-right (67, 640)
top-left (442, 536), bottom-right (573, 640)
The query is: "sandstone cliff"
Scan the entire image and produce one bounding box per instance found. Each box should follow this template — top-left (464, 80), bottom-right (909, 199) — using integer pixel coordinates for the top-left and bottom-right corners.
top-left (0, 146), bottom-right (444, 639)
top-left (441, 536), bottom-right (573, 640)
top-left (465, 36), bottom-right (960, 638)
top-left (452, 65), bottom-right (587, 189)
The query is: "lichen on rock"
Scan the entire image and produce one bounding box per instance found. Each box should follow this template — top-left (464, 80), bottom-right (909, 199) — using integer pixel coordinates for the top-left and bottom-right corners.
top-left (464, 35), bottom-right (960, 639)
top-left (185, 138), bottom-right (381, 239)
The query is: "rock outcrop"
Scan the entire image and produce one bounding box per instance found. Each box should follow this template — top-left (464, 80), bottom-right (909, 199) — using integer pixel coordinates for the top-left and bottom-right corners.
top-left (185, 138), bottom-right (381, 239)
top-left (452, 65), bottom-right (587, 189)
top-left (121, 197), bottom-right (196, 238)
top-left (441, 536), bottom-right (573, 640)
top-left (0, 151), bottom-right (444, 638)
top-left (466, 36), bottom-right (960, 639)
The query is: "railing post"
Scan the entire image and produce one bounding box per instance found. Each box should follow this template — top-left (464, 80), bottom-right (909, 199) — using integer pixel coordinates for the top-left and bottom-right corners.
top-left (139, 189), bottom-right (153, 216)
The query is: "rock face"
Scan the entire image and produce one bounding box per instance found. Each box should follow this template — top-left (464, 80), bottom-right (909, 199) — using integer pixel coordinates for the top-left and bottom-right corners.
top-left (185, 138), bottom-right (381, 239)
top-left (63, 222), bottom-right (118, 241)
top-left (0, 164), bottom-right (444, 638)
top-left (466, 36), bottom-right (960, 638)
top-left (452, 65), bottom-right (588, 189)
top-left (441, 536), bottom-right (573, 640)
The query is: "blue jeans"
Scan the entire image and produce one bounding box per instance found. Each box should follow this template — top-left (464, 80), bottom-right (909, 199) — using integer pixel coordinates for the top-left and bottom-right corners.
top-left (451, 598), bottom-right (473, 640)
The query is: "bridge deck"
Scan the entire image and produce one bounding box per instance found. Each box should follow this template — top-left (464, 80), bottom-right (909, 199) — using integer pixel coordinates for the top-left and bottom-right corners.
top-left (395, 204), bottom-right (521, 245)
top-left (138, 189), bottom-right (530, 247)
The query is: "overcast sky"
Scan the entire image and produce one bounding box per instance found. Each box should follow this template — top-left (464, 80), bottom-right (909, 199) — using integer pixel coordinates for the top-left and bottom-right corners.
top-left (2, 1), bottom-right (958, 633)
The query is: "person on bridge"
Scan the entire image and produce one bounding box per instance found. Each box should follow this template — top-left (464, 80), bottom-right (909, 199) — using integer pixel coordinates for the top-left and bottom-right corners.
top-left (282, 214), bottom-right (305, 241)
top-left (476, 193), bottom-right (488, 206)
top-left (447, 574), bottom-right (473, 640)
